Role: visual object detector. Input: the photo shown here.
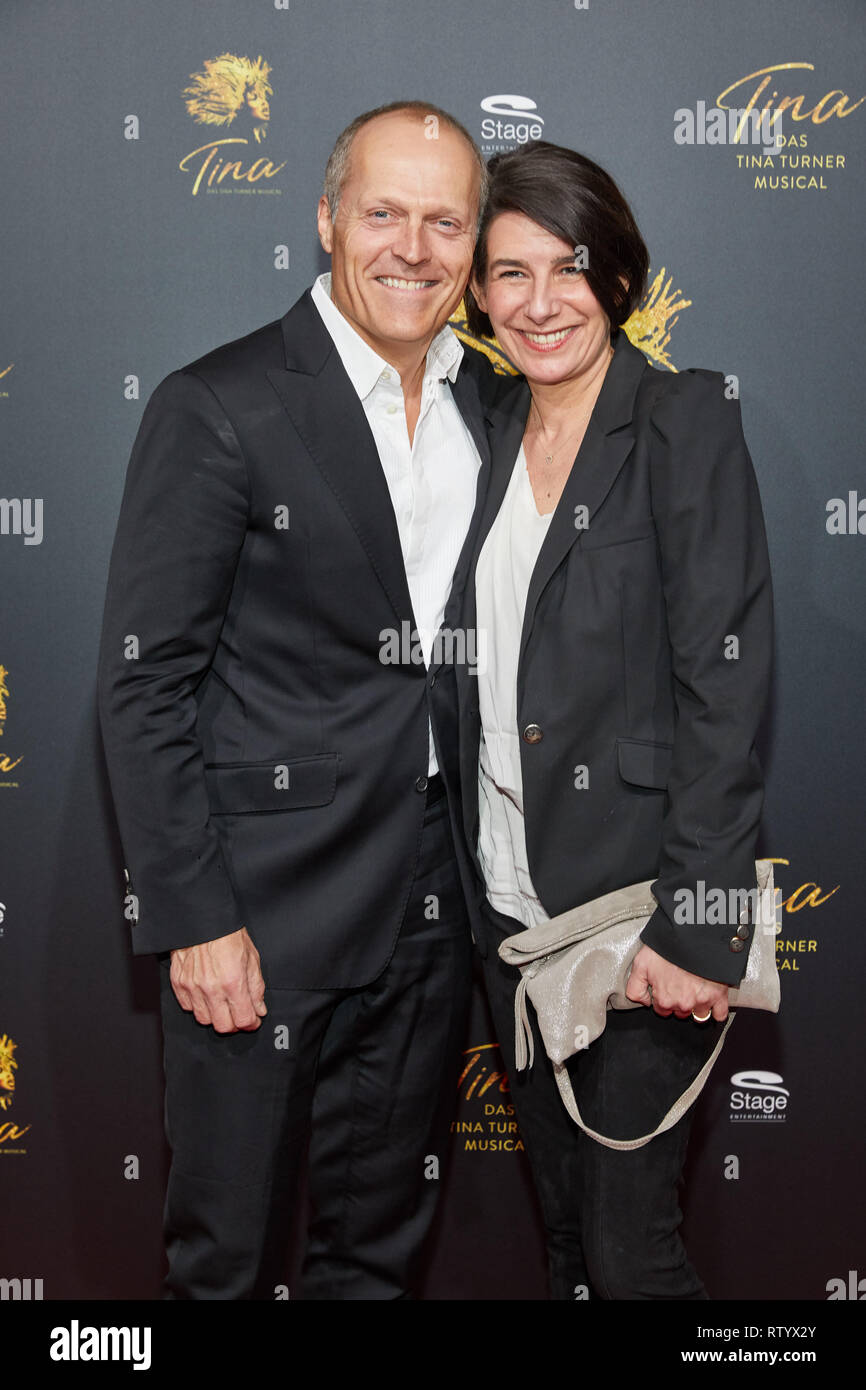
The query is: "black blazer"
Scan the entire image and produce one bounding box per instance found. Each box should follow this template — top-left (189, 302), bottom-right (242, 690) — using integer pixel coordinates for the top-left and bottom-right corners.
top-left (455, 330), bottom-right (773, 987)
top-left (96, 289), bottom-right (501, 989)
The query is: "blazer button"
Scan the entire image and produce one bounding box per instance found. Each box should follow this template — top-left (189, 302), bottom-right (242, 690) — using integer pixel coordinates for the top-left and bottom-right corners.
top-left (522, 724), bottom-right (543, 744)
top-left (736, 923), bottom-right (750, 940)
top-left (414, 775), bottom-right (429, 793)
top-left (729, 936), bottom-right (746, 953)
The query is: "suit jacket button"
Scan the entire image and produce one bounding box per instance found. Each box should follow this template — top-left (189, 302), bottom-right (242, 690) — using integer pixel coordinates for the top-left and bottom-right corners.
top-left (522, 724), bottom-right (543, 744)
top-left (415, 775), bottom-right (429, 793)
top-left (729, 936), bottom-right (746, 952)
top-left (736, 923), bottom-right (750, 940)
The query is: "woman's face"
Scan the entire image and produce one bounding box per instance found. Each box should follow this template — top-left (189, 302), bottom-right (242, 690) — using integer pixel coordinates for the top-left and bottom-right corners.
top-left (471, 211), bottom-right (611, 387)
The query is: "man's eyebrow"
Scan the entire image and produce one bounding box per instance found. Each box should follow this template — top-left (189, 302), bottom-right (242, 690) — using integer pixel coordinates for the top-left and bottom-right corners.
top-left (363, 199), bottom-right (466, 219)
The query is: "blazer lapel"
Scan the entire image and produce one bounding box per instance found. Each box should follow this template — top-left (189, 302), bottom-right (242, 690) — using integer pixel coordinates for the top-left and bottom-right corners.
top-left (440, 363), bottom-right (502, 637)
top-left (518, 333), bottom-right (648, 670)
top-left (266, 290), bottom-right (416, 629)
top-left (457, 375), bottom-right (531, 638)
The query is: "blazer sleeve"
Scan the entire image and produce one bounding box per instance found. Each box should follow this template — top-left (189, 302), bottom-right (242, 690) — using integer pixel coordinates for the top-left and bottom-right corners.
top-left (96, 369), bottom-right (250, 955)
top-left (637, 370), bottom-right (774, 986)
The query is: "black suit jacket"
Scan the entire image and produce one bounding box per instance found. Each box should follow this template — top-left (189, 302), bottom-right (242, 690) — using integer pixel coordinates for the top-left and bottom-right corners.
top-left (455, 330), bottom-right (773, 987)
top-left (96, 289), bottom-right (502, 989)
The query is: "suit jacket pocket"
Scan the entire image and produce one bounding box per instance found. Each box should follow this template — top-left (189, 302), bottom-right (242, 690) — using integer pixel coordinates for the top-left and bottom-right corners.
top-left (616, 737), bottom-right (673, 791)
top-left (580, 518), bottom-right (656, 551)
top-left (204, 753), bottom-right (339, 814)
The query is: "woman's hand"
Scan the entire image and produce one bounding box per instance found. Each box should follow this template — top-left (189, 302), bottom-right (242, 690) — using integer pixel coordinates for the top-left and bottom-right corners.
top-left (626, 944), bottom-right (729, 1021)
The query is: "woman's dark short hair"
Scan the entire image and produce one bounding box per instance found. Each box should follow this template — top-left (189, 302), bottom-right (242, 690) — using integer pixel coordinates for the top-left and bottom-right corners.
top-left (465, 141), bottom-right (649, 339)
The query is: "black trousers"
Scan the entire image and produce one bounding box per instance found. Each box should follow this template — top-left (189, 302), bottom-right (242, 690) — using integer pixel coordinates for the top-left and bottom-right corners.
top-left (478, 898), bottom-right (728, 1301)
top-left (158, 776), bottom-right (472, 1300)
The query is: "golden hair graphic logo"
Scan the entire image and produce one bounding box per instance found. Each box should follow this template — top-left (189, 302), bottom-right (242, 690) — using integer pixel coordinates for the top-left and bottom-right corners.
top-left (179, 53), bottom-right (286, 197)
top-left (0, 1034), bottom-right (18, 1111)
top-left (183, 53), bottom-right (273, 143)
top-left (450, 267), bottom-right (691, 374)
top-left (0, 1033), bottom-right (31, 1153)
top-left (623, 269), bottom-right (691, 373)
top-left (0, 664), bottom-right (23, 785)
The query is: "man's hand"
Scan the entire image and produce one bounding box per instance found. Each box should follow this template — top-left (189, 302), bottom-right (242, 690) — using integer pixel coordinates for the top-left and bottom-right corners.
top-left (170, 927), bottom-right (267, 1033)
top-left (626, 944), bottom-right (729, 1021)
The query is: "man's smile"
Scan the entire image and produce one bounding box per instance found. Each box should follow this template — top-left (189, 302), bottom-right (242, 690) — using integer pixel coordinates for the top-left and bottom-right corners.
top-left (375, 276), bottom-right (438, 291)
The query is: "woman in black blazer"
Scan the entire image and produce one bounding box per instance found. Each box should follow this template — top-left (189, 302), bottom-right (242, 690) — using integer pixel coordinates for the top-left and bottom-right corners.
top-left (457, 141), bottom-right (773, 1299)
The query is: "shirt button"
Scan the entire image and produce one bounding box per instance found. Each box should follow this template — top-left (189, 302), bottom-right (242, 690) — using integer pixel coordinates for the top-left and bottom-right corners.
top-left (381, 370), bottom-right (391, 381)
top-left (522, 724), bottom-right (543, 744)
top-left (386, 403), bottom-right (399, 415)
top-left (414, 775), bottom-right (429, 793)
top-left (729, 937), bottom-right (746, 953)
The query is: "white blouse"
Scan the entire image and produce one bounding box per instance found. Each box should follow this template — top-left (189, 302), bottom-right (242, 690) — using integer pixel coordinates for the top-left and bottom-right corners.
top-left (475, 444), bottom-right (554, 929)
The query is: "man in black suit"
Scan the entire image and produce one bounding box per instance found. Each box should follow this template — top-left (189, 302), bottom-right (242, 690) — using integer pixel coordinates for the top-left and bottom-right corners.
top-left (96, 101), bottom-right (498, 1300)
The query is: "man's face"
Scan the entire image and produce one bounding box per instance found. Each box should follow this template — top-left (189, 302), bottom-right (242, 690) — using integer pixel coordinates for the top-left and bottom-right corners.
top-left (317, 112), bottom-right (479, 364)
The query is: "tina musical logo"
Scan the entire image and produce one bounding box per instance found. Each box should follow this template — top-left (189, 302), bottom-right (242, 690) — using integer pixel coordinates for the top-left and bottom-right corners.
top-left (716, 62), bottom-right (863, 192)
top-left (179, 53), bottom-right (286, 197)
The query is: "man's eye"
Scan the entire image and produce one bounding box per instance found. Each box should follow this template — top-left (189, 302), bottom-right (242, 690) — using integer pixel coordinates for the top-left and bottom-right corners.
top-left (561, 264), bottom-right (584, 276)
top-left (370, 210), bottom-right (391, 220)
top-left (498, 269), bottom-right (525, 279)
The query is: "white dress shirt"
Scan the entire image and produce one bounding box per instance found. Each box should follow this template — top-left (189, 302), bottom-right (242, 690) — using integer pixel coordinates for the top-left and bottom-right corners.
top-left (310, 273), bottom-right (481, 774)
top-left (475, 444), bottom-right (553, 927)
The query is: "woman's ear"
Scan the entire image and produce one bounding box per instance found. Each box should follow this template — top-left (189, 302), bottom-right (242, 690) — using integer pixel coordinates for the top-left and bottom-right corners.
top-left (469, 273), bottom-right (487, 313)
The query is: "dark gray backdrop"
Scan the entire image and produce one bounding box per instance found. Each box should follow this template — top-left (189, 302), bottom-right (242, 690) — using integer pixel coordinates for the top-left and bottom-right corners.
top-left (1, 0), bottom-right (864, 1300)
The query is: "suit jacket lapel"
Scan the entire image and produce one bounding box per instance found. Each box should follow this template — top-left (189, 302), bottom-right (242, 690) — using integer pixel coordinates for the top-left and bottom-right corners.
top-left (458, 375), bottom-right (531, 639)
top-left (266, 290), bottom-right (416, 629)
top-left (518, 332), bottom-right (648, 670)
top-left (440, 363), bottom-right (498, 636)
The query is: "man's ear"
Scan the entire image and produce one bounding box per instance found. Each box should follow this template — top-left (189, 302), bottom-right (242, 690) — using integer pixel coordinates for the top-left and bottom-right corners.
top-left (469, 273), bottom-right (487, 313)
top-left (317, 195), bottom-right (334, 254)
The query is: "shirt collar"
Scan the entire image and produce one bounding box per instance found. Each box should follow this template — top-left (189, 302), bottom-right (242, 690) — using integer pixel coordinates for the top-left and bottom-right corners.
top-left (311, 272), bottom-right (464, 402)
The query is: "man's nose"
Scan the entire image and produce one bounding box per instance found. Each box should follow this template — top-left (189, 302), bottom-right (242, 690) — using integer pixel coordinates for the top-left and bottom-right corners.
top-left (390, 219), bottom-right (431, 265)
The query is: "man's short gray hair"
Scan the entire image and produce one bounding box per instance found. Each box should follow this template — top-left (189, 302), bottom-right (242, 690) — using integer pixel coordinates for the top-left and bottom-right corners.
top-left (323, 100), bottom-right (489, 233)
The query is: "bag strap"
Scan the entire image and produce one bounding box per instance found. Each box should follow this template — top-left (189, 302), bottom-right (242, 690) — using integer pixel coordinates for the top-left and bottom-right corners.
top-left (513, 975), bottom-right (535, 1070)
top-left (552, 1012), bottom-right (736, 1150)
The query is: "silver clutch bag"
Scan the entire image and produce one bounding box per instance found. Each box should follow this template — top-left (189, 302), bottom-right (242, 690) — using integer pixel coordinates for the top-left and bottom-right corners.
top-left (498, 859), bottom-right (780, 1150)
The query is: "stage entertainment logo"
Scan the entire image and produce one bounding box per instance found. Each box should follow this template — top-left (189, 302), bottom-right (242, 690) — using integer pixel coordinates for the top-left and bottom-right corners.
top-left (451, 1042), bottom-right (524, 1154)
top-left (703, 62), bottom-right (863, 192)
top-left (0, 1033), bottom-right (31, 1154)
top-left (179, 53), bottom-right (286, 196)
top-left (729, 1069), bottom-right (789, 1123)
top-left (479, 95), bottom-right (545, 155)
top-left (451, 267), bottom-right (692, 373)
top-left (0, 664), bottom-right (23, 788)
